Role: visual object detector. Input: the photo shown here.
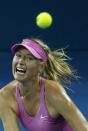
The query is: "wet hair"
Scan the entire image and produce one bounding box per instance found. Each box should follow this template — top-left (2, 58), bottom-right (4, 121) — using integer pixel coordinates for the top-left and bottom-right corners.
top-left (28, 38), bottom-right (78, 86)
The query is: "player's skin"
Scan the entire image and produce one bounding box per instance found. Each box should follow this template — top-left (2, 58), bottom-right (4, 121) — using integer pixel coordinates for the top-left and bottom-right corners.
top-left (0, 48), bottom-right (88, 131)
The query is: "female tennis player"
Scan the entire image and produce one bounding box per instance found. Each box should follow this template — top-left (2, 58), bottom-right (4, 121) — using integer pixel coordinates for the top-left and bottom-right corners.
top-left (0, 38), bottom-right (88, 131)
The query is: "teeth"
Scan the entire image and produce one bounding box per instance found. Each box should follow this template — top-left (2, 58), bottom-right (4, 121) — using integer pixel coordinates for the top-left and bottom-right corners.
top-left (16, 67), bottom-right (25, 71)
top-left (16, 67), bottom-right (26, 73)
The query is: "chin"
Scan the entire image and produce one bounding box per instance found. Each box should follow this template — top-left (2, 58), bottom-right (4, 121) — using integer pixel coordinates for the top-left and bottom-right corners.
top-left (14, 74), bottom-right (26, 82)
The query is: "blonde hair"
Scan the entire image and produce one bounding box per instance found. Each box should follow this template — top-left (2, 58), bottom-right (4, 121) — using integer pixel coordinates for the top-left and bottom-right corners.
top-left (31, 38), bottom-right (78, 85)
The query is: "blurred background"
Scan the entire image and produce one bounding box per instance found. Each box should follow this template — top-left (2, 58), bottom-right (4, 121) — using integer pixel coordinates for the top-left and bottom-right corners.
top-left (0, 0), bottom-right (88, 130)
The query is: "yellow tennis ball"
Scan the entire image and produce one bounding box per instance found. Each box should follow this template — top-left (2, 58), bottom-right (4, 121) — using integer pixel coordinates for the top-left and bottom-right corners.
top-left (36, 12), bottom-right (53, 29)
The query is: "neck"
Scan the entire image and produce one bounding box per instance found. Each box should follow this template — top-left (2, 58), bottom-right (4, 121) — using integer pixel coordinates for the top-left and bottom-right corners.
top-left (17, 75), bottom-right (40, 97)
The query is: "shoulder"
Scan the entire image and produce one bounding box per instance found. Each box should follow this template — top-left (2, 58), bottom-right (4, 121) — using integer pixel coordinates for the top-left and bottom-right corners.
top-left (45, 79), bottom-right (72, 102)
top-left (45, 79), bottom-right (73, 110)
top-left (45, 79), bottom-right (66, 103)
top-left (0, 80), bottom-right (18, 116)
top-left (0, 80), bottom-right (17, 100)
top-left (45, 79), bottom-right (66, 96)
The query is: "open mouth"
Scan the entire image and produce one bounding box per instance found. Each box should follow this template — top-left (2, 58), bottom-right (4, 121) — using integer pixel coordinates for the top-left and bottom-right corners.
top-left (16, 67), bottom-right (26, 74)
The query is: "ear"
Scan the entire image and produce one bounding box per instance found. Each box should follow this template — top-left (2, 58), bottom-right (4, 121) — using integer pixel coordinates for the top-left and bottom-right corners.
top-left (39, 61), bottom-right (46, 73)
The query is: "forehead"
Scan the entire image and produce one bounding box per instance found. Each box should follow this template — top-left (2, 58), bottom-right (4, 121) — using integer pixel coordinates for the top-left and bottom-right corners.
top-left (16, 48), bottom-right (34, 57)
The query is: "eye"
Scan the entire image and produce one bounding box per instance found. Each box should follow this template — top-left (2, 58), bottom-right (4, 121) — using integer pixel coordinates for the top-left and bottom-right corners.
top-left (27, 56), bottom-right (34, 60)
top-left (15, 53), bottom-right (21, 58)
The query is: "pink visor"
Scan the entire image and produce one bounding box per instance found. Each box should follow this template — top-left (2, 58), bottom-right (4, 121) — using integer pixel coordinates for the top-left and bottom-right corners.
top-left (11, 39), bottom-right (48, 61)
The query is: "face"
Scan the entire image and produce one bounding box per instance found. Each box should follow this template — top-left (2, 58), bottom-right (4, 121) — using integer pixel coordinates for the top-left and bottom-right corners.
top-left (12, 48), bottom-right (42, 82)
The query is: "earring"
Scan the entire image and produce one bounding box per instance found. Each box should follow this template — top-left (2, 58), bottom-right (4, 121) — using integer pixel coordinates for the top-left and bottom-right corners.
top-left (40, 71), bottom-right (47, 78)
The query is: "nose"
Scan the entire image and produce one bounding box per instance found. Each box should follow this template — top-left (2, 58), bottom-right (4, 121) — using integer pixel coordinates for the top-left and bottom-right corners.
top-left (18, 57), bottom-right (25, 65)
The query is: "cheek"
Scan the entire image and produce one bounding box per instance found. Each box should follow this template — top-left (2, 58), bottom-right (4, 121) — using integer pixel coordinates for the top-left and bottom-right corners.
top-left (12, 57), bottom-right (16, 64)
top-left (12, 59), bottom-right (15, 68)
top-left (27, 62), bottom-right (40, 72)
top-left (12, 58), bottom-right (17, 72)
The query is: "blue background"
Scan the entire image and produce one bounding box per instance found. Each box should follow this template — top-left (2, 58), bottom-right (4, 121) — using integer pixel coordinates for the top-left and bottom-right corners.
top-left (0, 0), bottom-right (88, 130)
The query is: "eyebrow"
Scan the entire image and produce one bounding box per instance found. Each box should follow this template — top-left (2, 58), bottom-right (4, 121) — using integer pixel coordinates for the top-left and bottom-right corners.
top-left (26, 54), bottom-right (34, 57)
top-left (17, 50), bottom-right (34, 57)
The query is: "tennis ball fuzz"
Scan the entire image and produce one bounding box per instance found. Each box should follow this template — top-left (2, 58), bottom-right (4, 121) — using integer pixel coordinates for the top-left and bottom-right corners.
top-left (36, 12), bottom-right (53, 29)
